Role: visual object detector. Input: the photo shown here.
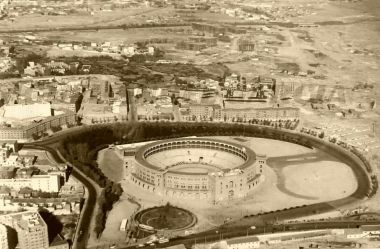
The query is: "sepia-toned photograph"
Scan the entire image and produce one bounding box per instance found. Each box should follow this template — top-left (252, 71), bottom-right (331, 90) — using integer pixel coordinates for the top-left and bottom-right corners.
top-left (0, 0), bottom-right (379, 248)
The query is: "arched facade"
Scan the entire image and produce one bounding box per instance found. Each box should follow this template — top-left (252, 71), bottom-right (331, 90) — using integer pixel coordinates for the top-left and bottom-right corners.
top-left (125, 138), bottom-right (266, 202)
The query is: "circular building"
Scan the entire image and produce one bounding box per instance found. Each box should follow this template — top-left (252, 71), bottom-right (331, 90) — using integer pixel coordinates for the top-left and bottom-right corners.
top-left (122, 138), bottom-right (266, 202)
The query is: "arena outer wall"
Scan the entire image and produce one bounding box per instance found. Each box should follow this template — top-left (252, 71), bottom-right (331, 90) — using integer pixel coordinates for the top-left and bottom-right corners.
top-left (123, 137), bottom-right (267, 202)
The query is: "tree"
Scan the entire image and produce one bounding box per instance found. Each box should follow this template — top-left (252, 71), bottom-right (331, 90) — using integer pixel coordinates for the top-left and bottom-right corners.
top-left (318, 132), bottom-right (325, 139)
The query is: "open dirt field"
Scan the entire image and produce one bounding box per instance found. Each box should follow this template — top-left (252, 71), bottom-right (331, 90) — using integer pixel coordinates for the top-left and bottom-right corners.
top-left (88, 192), bottom-right (139, 246)
top-left (282, 161), bottom-right (357, 200)
top-left (97, 148), bottom-right (124, 183)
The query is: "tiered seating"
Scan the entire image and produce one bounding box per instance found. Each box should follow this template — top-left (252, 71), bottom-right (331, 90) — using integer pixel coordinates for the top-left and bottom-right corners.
top-left (146, 148), bottom-right (245, 170)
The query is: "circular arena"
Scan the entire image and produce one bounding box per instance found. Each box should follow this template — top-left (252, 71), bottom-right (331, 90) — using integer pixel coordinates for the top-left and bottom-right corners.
top-left (136, 204), bottom-right (196, 231)
top-left (128, 138), bottom-right (267, 202)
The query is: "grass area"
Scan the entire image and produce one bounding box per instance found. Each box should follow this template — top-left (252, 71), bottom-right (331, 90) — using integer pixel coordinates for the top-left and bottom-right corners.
top-left (97, 148), bottom-right (124, 183)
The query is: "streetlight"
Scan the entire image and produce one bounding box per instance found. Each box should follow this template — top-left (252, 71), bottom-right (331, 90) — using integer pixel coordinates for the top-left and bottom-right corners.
top-left (246, 226), bottom-right (256, 236)
top-left (215, 230), bottom-right (222, 241)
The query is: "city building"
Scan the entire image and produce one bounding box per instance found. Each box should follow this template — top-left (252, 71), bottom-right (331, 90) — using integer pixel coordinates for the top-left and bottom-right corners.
top-left (185, 105), bottom-right (299, 122)
top-left (188, 36), bottom-right (217, 47)
top-left (221, 107), bottom-right (300, 122)
top-left (179, 89), bottom-right (216, 103)
top-left (238, 39), bottom-right (255, 52)
top-left (0, 174), bottom-right (60, 192)
top-left (176, 41), bottom-right (207, 51)
top-left (188, 104), bottom-right (221, 121)
top-left (360, 225), bottom-right (380, 236)
top-left (79, 103), bottom-right (127, 124)
top-left (2, 103), bottom-right (51, 120)
top-left (0, 111), bottom-right (76, 140)
top-left (0, 211), bottom-right (49, 249)
top-left (225, 236), bottom-right (260, 249)
top-left (191, 23), bottom-right (226, 34)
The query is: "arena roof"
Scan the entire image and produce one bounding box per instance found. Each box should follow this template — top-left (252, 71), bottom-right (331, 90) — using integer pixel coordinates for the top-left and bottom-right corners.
top-left (135, 137), bottom-right (256, 173)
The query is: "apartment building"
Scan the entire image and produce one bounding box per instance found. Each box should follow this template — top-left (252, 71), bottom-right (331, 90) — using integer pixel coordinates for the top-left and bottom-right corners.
top-left (0, 211), bottom-right (49, 249)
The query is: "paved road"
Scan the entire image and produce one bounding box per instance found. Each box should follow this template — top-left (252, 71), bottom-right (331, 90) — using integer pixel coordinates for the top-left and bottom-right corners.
top-left (21, 143), bottom-right (97, 249)
top-left (123, 220), bottom-right (380, 249)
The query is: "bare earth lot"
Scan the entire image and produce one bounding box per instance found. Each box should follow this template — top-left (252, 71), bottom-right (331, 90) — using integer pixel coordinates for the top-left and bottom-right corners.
top-left (97, 148), bottom-right (124, 183)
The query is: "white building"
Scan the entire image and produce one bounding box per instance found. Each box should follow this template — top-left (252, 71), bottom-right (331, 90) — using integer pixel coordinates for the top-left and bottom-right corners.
top-left (132, 88), bottom-right (142, 96)
top-left (2, 103), bottom-right (51, 120)
top-left (148, 46), bottom-right (155, 55)
top-left (30, 175), bottom-right (60, 192)
top-left (0, 141), bottom-right (17, 165)
top-left (0, 211), bottom-right (49, 249)
top-left (2, 154), bottom-right (21, 167)
top-left (150, 88), bottom-right (163, 97)
top-left (123, 46), bottom-right (136, 56)
top-left (345, 229), bottom-right (365, 239)
top-left (0, 175), bottom-right (60, 192)
top-left (225, 236), bottom-right (260, 249)
top-left (0, 147), bottom-right (9, 164)
top-left (360, 225), bottom-right (380, 237)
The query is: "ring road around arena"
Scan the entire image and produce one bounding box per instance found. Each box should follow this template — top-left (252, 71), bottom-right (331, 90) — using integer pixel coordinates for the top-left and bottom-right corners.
top-left (118, 138), bottom-right (267, 202)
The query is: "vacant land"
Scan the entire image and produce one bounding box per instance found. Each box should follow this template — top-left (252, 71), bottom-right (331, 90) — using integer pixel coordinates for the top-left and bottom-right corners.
top-left (282, 162), bottom-right (357, 200)
top-left (97, 148), bottom-right (124, 183)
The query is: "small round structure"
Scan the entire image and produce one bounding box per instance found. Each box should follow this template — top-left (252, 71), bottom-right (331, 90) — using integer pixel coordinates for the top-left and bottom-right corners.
top-left (136, 205), bottom-right (196, 231)
top-left (125, 138), bottom-right (267, 202)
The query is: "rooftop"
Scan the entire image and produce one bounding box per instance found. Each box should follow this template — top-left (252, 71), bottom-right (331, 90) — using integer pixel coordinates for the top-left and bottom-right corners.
top-left (2, 103), bottom-right (51, 120)
top-left (361, 225), bottom-right (380, 231)
top-left (0, 211), bottom-right (46, 231)
top-left (226, 235), bottom-right (259, 245)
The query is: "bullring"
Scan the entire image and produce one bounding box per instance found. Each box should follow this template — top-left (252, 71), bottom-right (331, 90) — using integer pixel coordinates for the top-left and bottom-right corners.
top-left (120, 137), bottom-right (267, 202)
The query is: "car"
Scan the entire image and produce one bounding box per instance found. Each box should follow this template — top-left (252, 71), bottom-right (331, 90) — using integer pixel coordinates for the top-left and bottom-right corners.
top-left (77, 230), bottom-right (84, 241)
top-left (137, 244), bottom-right (144, 247)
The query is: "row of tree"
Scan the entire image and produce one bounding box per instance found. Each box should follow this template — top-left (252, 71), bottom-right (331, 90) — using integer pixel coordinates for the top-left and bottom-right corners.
top-left (60, 122), bottom-right (314, 152)
top-left (58, 127), bottom-right (123, 237)
top-left (369, 175), bottom-right (378, 198)
top-left (350, 147), bottom-right (373, 174)
top-left (94, 182), bottom-right (123, 237)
